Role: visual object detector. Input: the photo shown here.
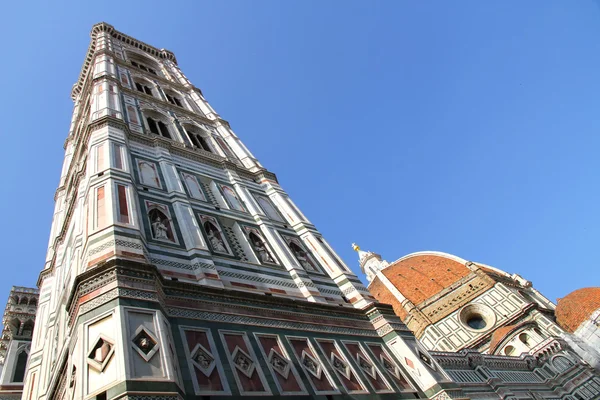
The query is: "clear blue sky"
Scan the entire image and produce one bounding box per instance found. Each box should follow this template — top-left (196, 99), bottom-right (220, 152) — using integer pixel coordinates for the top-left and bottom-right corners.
top-left (1, 1), bottom-right (599, 304)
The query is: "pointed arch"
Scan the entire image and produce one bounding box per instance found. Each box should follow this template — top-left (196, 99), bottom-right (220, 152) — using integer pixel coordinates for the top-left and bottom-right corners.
top-left (288, 240), bottom-right (316, 272)
top-left (132, 76), bottom-right (156, 97)
top-left (125, 50), bottom-right (161, 76)
top-left (141, 109), bottom-right (173, 140)
top-left (257, 196), bottom-right (283, 222)
top-left (182, 123), bottom-right (213, 153)
top-left (163, 88), bottom-right (186, 109)
top-left (21, 320), bottom-right (34, 337)
top-left (138, 160), bottom-right (161, 188)
top-left (181, 172), bottom-right (205, 200)
top-left (7, 318), bottom-right (20, 335)
top-left (12, 347), bottom-right (28, 382)
top-left (221, 186), bottom-right (244, 211)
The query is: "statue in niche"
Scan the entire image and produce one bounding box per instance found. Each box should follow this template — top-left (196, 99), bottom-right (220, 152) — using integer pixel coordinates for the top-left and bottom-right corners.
top-left (152, 216), bottom-right (169, 240)
top-left (290, 242), bottom-right (314, 271)
top-left (205, 222), bottom-right (228, 253)
top-left (250, 233), bottom-right (274, 263)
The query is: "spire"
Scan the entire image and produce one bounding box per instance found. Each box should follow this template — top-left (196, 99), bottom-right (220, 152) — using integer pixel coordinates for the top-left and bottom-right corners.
top-left (352, 243), bottom-right (370, 262)
top-left (352, 243), bottom-right (388, 282)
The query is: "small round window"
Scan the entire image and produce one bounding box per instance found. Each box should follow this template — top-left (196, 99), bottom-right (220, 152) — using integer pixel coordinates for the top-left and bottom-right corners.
top-left (459, 303), bottom-right (496, 332)
top-left (466, 315), bottom-right (487, 330)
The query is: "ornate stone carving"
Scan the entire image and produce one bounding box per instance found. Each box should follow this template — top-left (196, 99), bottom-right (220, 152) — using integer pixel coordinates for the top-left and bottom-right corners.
top-left (190, 343), bottom-right (216, 376)
top-left (357, 353), bottom-right (376, 378)
top-left (131, 327), bottom-right (159, 361)
top-left (301, 350), bottom-right (322, 379)
top-left (268, 349), bottom-right (291, 379)
top-left (330, 353), bottom-right (351, 380)
top-left (231, 346), bottom-right (255, 378)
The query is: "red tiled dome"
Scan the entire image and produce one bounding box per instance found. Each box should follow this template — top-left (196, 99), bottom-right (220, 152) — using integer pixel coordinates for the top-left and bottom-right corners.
top-left (556, 287), bottom-right (600, 333)
top-left (377, 254), bottom-right (472, 305)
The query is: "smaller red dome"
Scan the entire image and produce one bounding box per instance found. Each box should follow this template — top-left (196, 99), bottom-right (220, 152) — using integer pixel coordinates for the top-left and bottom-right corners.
top-left (556, 287), bottom-right (600, 333)
top-left (489, 324), bottom-right (518, 353)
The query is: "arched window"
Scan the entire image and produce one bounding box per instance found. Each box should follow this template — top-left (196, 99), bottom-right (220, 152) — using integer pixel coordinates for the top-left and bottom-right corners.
top-left (164, 90), bottom-right (184, 108)
top-left (257, 196), bottom-right (283, 221)
top-left (131, 60), bottom-right (158, 75)
top-left (203, 221), bottom-right (229, 254)
top-left (146, 116), bottom-right (171, 139)
top-left (222, 186), bottom-right (244, 211)
top-left (12, 348), bottom-right (27, 382)
top-left (19, 297), bottom-right (28, 305)
top-left (504, 345), bottom-right (516, 356)
top-left (134, 81), bottom-right (154, 96)
top-left (28, 298), bottom-right (37, 307)
top-left (519, 332), bottom-right (530, 347)
top-left (138, 161), bottom-right (160, 188)
top-left (148, 208), bottom-right (174, 242)
top-left (184, 125), bottom-right (213, 153)
top-left (126, 52), bottom-right (161, 76)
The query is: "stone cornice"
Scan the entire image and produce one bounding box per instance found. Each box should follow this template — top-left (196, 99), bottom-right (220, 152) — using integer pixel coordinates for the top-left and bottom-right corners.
top-left (64, 259), bottom-right (374, 329)
top-left (72, 22), bottom-right (178, 101)
top-left (431, 349), bottom-right (537, 371)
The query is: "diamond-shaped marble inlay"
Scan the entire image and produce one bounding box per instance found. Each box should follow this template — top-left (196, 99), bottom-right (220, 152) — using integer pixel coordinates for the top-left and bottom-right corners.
top-left (87, 335), bottom-right (115, 372)
top-left (190, 343), bottom-right (215, 377)
top-left (330, 353), bottom-right (351, 380)
top-left (357, 353), bottom-right (376, 378)
top-left (131, 326), bottom-right (159, 361)
top-left (301, 350), bottom-right (322, 379)
top-left (381, 354), bottom-right (401, 379)
top-left (268, 349), bottom-right (290, 379)
top-left (232, 346), bottom-right (255, 378)
top-left (418, 350), bottom-right (436, 371)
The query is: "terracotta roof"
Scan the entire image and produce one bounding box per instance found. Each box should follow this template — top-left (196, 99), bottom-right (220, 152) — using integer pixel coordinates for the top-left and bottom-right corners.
top-left (489, 324), bottom-right (518, 353)
top-left (556, 287), bottom-right (600, 333)
top-left (379, 254), bottom-right (472, 305)
top-left (369, 276), bottom-right (408, 320)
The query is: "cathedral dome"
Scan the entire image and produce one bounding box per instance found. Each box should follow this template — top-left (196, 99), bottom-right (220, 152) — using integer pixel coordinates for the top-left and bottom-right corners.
top-left (556, 287), bottom-right (600, 333)
top-left (374, 252), bottom-right (473, 305)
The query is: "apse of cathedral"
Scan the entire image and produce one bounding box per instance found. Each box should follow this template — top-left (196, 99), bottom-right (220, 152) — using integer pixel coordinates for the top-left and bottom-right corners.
top-left (1, 22), bottom-right (600, 400)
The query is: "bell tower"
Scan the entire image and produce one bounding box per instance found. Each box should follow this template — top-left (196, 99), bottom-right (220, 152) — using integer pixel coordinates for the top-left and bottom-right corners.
top-left (22, 23), bottom-right (465, 400)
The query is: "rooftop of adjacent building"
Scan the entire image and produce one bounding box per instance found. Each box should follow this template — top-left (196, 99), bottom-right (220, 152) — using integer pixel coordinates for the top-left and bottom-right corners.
top-left (555, 287), bottom-right (600, 333)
